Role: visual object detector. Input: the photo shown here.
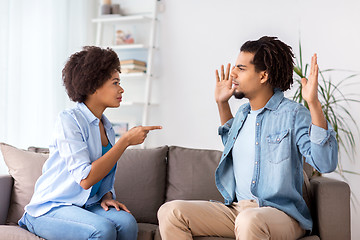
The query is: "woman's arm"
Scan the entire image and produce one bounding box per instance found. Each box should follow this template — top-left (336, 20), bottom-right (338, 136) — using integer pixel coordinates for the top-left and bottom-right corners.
top-left (80, 126), bottom-right (161, 190)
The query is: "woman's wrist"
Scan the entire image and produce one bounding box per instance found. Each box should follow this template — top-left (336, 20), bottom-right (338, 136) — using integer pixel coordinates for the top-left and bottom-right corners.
top-left (102, 192), bottom-right (112, 201)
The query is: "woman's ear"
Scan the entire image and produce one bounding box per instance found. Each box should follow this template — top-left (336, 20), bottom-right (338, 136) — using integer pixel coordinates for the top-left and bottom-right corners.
top-left (260, 71), bottom-right (268, 84)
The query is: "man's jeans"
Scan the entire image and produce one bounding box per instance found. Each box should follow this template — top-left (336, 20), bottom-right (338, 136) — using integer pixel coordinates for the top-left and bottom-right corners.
top-left (22, 203), bottom-right (138, 240)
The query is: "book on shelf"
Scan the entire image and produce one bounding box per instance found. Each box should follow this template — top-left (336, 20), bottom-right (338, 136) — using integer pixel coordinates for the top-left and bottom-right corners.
top-left (120, 59), bottom-right (146, 66)
top-left (121, 64), bottom-right (147, 71)
top-left (121, 68), bottom-right (146, 73)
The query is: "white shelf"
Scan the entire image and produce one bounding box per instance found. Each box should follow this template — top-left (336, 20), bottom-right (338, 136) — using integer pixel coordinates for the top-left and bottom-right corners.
top-left (120, 72), bottom-right (147, 79)
top-left (107, 44), bottom-right (147, 50)
top-left (93, 1), bottom-right (159, 148)
top-left (92, 15), bottom-right (152, 24)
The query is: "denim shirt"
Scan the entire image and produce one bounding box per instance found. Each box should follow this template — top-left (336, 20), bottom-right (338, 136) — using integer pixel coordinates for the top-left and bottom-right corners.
top-left (216, 90), bottom-right (338, 231)
top-left (19, 103), bottom-right (117, 225)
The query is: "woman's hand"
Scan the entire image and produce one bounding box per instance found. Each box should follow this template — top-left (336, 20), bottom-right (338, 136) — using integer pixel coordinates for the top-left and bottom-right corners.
top-left (101, 193), bottom-right (131, 213)
top-left (122, 126), bottom-right (162, 146)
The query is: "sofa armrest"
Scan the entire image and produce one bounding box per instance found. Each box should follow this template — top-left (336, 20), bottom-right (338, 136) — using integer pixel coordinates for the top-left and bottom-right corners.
top-left (0, 175), bottom-right (13, 225)
top-left (310, 176), bottom-right (350, 240)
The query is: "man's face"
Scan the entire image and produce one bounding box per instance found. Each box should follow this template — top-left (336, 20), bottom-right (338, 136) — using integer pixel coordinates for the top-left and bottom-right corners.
top-left (230, 51), bottom-right (266, 99)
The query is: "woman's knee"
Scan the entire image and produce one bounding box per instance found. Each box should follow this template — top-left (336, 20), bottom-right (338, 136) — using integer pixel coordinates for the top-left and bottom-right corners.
top-left (92, 219), bottom-right (117, 239)
top-left (116, 212), bottom-right (138, 239)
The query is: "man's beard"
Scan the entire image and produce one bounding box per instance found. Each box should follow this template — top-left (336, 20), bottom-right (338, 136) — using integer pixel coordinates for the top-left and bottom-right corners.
top-left (233, 91), bottom-right (245, 99)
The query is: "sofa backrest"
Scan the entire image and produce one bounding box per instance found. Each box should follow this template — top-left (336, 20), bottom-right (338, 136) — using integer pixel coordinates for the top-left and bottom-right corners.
top-left (165, 146), bottom-right (223, 203)
top-left (114, 146), bottom-right (168, 225)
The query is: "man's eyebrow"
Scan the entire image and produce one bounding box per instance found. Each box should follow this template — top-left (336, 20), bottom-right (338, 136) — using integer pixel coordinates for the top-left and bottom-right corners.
top-left (113, 78), bottom-right (120, 81)
top-left (236, 64), bottom-right (247, 68)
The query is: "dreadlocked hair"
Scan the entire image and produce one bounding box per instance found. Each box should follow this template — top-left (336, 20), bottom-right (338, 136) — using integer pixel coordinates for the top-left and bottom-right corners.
top-left (240, 36), bottom-right (294, 91)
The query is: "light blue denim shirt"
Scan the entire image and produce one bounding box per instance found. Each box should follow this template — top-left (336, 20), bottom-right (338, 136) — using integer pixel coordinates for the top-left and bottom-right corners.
top-left (216, 90), bottom-right (338, 231)
top-left (19, 102), bottom-right (117, 225)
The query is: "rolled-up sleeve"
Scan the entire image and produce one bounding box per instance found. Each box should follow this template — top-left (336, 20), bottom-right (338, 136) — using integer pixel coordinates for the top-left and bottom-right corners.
top-left (295, 105), bottom-right (338, 173)
top-left (55, 112), bottom-right (92, 184)
top-left (309, 123), bottom-right (336, 145)
top-left (218, 118), bottom-right (234, 146)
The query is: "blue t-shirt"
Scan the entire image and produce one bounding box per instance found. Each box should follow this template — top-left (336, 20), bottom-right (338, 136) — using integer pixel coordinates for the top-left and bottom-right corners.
top-left (89, 142), bottom-right (116, 198)
top-left (232, 107), bottom-right (263, 201)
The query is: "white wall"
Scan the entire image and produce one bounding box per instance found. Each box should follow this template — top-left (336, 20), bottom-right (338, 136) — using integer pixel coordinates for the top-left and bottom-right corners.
top-left (146, 0), bottom-right (360, 238)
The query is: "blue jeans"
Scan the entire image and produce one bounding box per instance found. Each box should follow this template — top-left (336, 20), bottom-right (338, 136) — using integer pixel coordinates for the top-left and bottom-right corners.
top-left (22, 203), bottom-right (138, 240)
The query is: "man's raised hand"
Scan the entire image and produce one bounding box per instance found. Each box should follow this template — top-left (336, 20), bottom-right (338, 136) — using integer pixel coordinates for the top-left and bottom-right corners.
top-left (301, 54), bottom-right (319, 105)
top-left (215, 63), bottom-right (235, 103)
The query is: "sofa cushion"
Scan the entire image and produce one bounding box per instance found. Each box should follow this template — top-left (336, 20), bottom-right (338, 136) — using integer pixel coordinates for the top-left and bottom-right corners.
top-left (0, 143), bottom-right (48, 225)
top-left (0, 225), bottom-right (44, 240)
top-left (138, 223), bottom-right (158, 240)
top-left (114, 146), bottom-right (168, 224)
top-left (166, 146), bottom-right (223, 202)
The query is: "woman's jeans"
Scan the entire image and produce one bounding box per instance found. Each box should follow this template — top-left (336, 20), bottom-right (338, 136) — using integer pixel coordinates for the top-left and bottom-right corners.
top-left (22, 203), bottom-right (138, 240)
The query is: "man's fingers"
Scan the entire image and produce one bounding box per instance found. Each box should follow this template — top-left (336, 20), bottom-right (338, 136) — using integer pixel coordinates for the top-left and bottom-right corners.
top-left (301, 78), bottom-right (307, 87)
top-left (225, 63), bottom-right (231, 80)
top-left (311, 53), bottom-right (317, 76)
top-left (142, 126), bottom-right (162, 131)
top-left (221, 65), bottom-right (225, 80)
top-left (215, 70), bottom-right (220, 82)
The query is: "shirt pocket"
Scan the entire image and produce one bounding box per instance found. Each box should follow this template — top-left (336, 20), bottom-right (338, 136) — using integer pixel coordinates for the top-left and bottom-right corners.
top-left (265, 129), bottom-right (290, 164)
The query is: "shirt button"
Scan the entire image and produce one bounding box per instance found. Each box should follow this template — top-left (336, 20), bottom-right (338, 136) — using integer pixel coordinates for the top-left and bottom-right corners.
top-left (255, 161), bottom-right (258, 164)
top-left (277, 138), bottom-right (280, 141)
top-left (256, 142), bottom-right (259, 145)
top-left (252, 180), bottom-right (255, 184)
top-left (256, 123), bottom-right (259, 126)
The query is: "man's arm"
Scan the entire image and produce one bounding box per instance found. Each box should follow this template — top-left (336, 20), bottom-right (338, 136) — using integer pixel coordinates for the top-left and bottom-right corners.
top-left (299, 53), bottom-right (338, 173)
top-left (301, 54), bottom-right (327, 129)
top-left (215, 63), bottom-right (235, 125)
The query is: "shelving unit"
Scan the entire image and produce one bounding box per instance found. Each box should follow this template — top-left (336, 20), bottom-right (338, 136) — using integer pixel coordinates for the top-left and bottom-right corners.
top-left (92, 1), bottom-right (160, 146)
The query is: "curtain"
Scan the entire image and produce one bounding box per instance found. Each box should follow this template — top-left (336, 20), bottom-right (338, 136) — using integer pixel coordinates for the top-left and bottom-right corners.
top-left (0, 0), bottom-right (97, 151)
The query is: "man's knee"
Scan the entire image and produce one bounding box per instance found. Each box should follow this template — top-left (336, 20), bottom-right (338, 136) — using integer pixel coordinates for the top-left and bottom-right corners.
top-left (234, 209), bottom-right (268, 236)
top-left (158, 200), bottom-right (189, 224)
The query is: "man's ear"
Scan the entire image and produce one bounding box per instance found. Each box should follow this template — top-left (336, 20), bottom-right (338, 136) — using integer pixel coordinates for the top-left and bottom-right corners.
top-left (260, 71), bottom-right (268, 84)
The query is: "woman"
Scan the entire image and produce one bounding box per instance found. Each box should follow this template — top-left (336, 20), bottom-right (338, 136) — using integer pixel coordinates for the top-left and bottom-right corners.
top-left (19, 46), bottom-right (161, 240)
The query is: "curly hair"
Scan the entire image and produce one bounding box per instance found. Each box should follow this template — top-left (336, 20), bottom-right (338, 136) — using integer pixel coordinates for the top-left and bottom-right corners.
top-left (240, 36), bottom-right (294, 91)
top-left (62, 46), bottom-right (121, 102)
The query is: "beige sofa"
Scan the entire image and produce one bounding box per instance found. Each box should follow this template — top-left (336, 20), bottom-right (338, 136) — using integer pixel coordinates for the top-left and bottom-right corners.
top-left (0, 142), bottom-right (351, 240)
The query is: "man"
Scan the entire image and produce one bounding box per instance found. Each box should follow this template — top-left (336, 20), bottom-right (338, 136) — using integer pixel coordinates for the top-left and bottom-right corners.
top-left (157, 36), bottom-right (338, 239)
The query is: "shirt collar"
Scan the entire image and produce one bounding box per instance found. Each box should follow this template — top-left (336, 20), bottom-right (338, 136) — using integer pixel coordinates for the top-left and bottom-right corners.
top-left (76, 102), bottom-right (113, 130)
top-left (239, 89), bottom-right (284, 114)
top-left (263, 89), bottom-right (284, 111)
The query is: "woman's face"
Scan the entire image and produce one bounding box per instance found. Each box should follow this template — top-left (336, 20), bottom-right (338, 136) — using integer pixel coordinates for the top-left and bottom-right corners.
top-left (92, 71), bottom-right (124, 108)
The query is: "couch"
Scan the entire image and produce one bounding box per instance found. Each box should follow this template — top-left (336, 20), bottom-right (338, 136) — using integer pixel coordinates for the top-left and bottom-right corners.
top-left (0, 143), bottom-right (351, 240)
